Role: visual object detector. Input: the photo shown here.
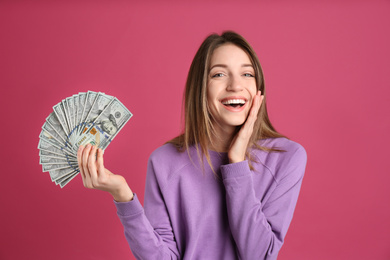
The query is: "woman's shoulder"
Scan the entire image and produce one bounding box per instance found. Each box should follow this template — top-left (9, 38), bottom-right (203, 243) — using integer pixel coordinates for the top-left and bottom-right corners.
top-left (253, 137), bottom-right (307, 182)
top-left (149, 143), bottom-right (184, 161)
top-left (148, 143), bottom-right (193, 172)
top-left (146, 143), bottom-right (195, 189)
top-left (259, 137), bottom-right (306, 155)
top-left (258, 137), bottom-right (305, 151)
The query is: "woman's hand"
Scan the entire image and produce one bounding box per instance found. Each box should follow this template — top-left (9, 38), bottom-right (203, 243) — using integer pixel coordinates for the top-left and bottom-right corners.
top-left (228, 91), bottom-right (264, 164)
top-left (77, 144), bottom-right (134, 202)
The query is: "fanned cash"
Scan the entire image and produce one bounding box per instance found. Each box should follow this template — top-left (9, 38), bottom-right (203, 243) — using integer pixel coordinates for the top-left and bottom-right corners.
top-left (38, 91), bottom-right (133, 188)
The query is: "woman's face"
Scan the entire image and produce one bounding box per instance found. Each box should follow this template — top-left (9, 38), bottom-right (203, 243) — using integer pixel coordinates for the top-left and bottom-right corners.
top-left (207, 43), bottom-right (257, 132)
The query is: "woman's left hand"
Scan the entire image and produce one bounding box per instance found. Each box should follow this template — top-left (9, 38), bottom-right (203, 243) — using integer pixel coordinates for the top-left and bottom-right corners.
top-left (228, 91), bottom-right (263, 164)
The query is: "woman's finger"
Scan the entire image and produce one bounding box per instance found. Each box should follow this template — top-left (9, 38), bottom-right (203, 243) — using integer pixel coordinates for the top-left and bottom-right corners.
top-left (248, 93), bottom-right (262, 133)
top-left (97, 148), bottom-right (105, 174)
top-left (82, 144), bottom-right (93, 188)
top-left (249, 93), bottom-right (262, 126)
top-left (88, 145), bottom-right (99, 187)
top-left (96, 148), bottom-right (110, 185)
top-left (77, 145), bottom-right (86, 186)
top-left (250, 91), bottom-right (262, 119)
top-left (240, 91), bottom-right (262, 138)
top-left (228, 91), bottom-right (263, 163)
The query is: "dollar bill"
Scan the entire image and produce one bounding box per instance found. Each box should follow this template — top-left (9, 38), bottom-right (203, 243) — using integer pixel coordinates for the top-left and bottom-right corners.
top-left (53, 102), bottom-right (70, 136)
top-left (96, 97), bottom-right (133, 149)
top-left (56, 171), bottom-right (79, 188)
top-left (74, 98), bottom-right (132, 150)
top-left (39, 129), bottom-right (74, 155)
top-left (81, 93), bottom-right (115, 139)
top-left (78, 91), bottom-right (99, 135)
top-left (40, 156), bottom-right (77, 165)
top-left (42, 162), bottom-right (72, 173)
top-left (77, 92), bottom-right (89, 133)
top-left (45, 112), bottom-right (69, 147)
top-left (49, 167), bottom-right (76, 183)
top-left (42, 119), bottom-right (74, 153)
top-left (39, 149), bottom-right (67, 158)
top-left (38, 139), bottom-right (72, 158)
top-left (73, 94), bottom-right (80, 142)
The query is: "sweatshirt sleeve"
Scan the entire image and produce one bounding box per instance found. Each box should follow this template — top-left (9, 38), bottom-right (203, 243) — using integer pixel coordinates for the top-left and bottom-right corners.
top-left (114, 157), bottom-right (180, 259)
top-left (220, 145), bottom-right (307, 260)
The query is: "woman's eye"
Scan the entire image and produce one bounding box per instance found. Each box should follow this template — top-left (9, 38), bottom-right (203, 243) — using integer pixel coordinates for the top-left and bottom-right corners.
top-left (243, 73), bottom-right (254, 77)
top-left (212, 73), bottom-right (224, 78)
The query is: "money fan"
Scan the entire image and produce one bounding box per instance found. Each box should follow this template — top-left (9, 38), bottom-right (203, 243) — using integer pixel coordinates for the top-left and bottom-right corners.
top-left (38, 91), bottom-right (133, 188)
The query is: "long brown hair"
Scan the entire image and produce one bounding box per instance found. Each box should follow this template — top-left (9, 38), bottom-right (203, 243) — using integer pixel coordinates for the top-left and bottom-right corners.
top-left (168, 31), bottom-right (285, 170)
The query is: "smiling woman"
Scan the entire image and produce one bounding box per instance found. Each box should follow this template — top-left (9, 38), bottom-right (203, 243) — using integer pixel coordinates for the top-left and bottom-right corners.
top-left (77, 31), bottom-right (307, 259)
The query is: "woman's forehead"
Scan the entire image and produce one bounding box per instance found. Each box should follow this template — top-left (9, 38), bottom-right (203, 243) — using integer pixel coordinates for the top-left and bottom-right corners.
top-left (210, 44), bottom-right (252, 68)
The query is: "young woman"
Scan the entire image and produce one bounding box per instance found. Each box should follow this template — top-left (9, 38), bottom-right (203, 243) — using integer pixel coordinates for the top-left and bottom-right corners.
top-left (77, 31), bottom-right (307, 260)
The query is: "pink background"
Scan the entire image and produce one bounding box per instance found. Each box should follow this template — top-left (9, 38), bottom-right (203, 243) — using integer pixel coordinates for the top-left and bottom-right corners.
top-left (1, 1), bottom-right (389, 259)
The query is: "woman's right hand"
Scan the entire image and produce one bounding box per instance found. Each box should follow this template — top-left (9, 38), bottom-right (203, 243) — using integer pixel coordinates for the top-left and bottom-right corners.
top-left (77, 144), bottom-right (134, 202)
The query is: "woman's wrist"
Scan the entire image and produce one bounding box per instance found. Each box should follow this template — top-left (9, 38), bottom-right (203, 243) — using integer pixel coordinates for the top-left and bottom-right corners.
top-left (110, 183), bottom-right (134, 202)
top-left (228, 154), bottom-right (245, 164)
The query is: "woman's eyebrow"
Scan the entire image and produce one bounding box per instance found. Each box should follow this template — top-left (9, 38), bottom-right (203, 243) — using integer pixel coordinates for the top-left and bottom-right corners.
top-left (209, 64), bottom-right (254, 70)
top-left (209, 64), bottom-right (227, 70)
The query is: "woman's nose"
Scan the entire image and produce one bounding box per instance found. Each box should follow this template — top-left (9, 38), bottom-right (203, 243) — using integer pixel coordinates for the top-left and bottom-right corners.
top-left (226, 75), bottom-right (243, 92)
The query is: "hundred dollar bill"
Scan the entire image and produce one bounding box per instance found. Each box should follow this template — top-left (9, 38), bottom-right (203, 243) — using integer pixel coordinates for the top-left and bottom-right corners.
top-left (82, 93), bottom-right (115, 135)
top-left (78, 91), bottom-right (99, 136)
top-left (45, 113), bottom-right (69, 147)
top-left (68, 97), bottom-right (75, 131)
top-left (38, 139), bottom-right (71, 158)
top-left (77, 92), bottom-right (89, 135)
top-left (97, 97), bottom-right (133, 149)
top-left (40, 155), bottom-right (77, 164)
top-left (70, 96), bottom-right (79, 145)
top-left (68, 95), bottom-right (76, 145)
top-left (53, 102), bottom-right (70, 136)
top-left (77, 92), bottom-right (86, 124)
top-left (74, 122), bottom-right (105, 148)
top-left (49, 167), bottom-right (76, 183)
top-left (56, 171), bottom-right (79, 188)
top-left (39, 149), bottom-right (66, 158)
top-left (62, 98), bottom-right (74, 143)
top-left (73, 94), bottom-right (80, 143)
top-left (39, 128), bottom-right (74, 155)
top-left (42, 162), bottom-right (72, 172)
top-left (42, 119), bottom-right (75, 153)
top-left (75, 97), bottom-right (132, 150)
top-left (38, 135), bottom-right (75, 158)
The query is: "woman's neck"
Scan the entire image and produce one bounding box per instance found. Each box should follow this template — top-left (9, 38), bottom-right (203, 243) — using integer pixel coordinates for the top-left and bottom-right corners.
top-left (209, 124), bottom-right (237, 153)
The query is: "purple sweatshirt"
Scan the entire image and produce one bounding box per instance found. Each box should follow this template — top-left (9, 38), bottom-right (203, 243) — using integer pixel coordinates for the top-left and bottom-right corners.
top-left (114, 137), bottom-right (307, 259)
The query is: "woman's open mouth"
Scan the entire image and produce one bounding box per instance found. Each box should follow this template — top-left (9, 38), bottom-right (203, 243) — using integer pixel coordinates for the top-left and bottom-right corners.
top-left (221, 98), bottom-right (247, 111)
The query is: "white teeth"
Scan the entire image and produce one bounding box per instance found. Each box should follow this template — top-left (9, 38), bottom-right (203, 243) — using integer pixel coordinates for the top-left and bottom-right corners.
top-left (221, 99), bottom-right (246, 105)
